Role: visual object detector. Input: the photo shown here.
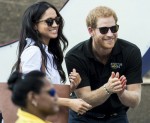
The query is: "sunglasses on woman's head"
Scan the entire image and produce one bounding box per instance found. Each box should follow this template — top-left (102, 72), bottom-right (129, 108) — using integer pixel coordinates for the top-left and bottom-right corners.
top-left (38, 17), bottom-right (61, 26)
top-left (97, 24), bottom-right (119, 34)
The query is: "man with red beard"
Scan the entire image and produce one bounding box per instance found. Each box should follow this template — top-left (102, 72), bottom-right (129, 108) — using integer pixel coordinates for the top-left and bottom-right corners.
top-left (65, 6), bottom-right (142, 123)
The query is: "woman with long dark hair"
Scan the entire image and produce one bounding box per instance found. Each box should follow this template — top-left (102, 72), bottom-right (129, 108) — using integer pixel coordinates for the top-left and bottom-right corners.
top-left (12, 1), bottom-right (91, 114)
top-left (8, 70), bottom-right (59, 123)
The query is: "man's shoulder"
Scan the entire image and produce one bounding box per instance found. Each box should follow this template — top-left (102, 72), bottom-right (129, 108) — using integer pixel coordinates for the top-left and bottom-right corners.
top-left (118, 38), bottom-right (140, 51)
top-left (66, 39), bottom-right (88, 57)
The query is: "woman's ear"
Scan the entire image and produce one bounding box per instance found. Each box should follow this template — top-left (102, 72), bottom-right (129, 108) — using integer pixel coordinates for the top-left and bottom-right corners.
top-left (27, 91), bottom-right (38, 107)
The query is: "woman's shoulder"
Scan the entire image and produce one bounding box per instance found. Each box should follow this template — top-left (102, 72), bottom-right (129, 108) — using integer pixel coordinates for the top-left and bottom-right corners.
top-left (23, 46), bottom-right (41, 54)
top-left (21, 46), bottom-right (42, 59)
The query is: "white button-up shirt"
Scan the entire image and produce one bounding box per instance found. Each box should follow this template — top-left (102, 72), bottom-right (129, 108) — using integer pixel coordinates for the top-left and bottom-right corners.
top-left (20, 38), bottom-right (61, 84)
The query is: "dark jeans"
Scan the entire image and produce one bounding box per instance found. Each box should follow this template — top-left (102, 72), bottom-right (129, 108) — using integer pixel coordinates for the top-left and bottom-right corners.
top-left (68, 110), bottom-right (129, 123)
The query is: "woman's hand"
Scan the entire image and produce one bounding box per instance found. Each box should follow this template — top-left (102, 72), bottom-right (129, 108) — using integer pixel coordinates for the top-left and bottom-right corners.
top-left (69, 98), bottom-right (92, 115)
top-left (69, 69), bottom-right (81, 92)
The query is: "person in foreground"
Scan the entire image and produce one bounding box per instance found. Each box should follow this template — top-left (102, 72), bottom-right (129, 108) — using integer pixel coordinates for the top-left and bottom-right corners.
top-left (12, 1), bottom-right (91, 114)
top-left (65, 6), bottom-right (142, 123)
top-left (8, 70), bottom-right (58, 123)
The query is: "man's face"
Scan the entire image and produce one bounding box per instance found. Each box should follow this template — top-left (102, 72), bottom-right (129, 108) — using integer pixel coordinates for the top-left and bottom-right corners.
top-left (90, 16), bottom-right (118, 50)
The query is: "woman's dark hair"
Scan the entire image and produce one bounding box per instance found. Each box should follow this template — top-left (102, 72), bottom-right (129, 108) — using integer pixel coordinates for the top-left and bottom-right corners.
top-left (8, 70), bottom-right (46, 108)
top-left (12, 1), bottom-right (68, 83)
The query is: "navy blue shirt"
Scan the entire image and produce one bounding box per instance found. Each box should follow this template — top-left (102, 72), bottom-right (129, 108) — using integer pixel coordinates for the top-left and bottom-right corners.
top-left (65, 38), bottom-right (142, 114)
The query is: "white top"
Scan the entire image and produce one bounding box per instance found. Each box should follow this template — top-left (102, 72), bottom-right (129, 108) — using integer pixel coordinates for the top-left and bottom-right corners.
top-left (20, 38), bottom-right (61, 84)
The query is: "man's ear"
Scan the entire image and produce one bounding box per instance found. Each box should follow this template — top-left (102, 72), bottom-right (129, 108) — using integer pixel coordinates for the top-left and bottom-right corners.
top-left (88, 27), bottom-right (94, 37)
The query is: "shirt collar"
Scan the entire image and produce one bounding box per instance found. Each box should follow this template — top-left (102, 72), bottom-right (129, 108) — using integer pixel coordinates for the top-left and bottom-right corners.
top-left (110, 38), bottom-right (122, 56)
top-left (85, 38), bottom-right (121, 59)
top-left (25, 38), bottom-right (48, 51)
top-left (84, 37), bottom-right (95, 59)
top-left (42, 44), bottom-right (48, 51)
top-left (25, 38), bottom-right (35, 48)
top-left (17, 108), bottom-right (51, 123)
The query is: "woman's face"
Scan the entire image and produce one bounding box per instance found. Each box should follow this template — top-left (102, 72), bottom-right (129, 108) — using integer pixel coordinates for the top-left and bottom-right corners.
top-left (35, 77), bottom-right (59, 115)
top-left (35, 7), bottom-right (60, 44)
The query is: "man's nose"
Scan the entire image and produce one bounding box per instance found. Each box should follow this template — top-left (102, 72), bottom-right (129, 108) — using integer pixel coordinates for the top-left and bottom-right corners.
top-left (106, 29), bottom-right (113, 36)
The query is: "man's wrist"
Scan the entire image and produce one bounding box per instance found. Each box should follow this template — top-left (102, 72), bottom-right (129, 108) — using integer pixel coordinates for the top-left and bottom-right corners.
top-left (103, 84), bottom-right (111, 95)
